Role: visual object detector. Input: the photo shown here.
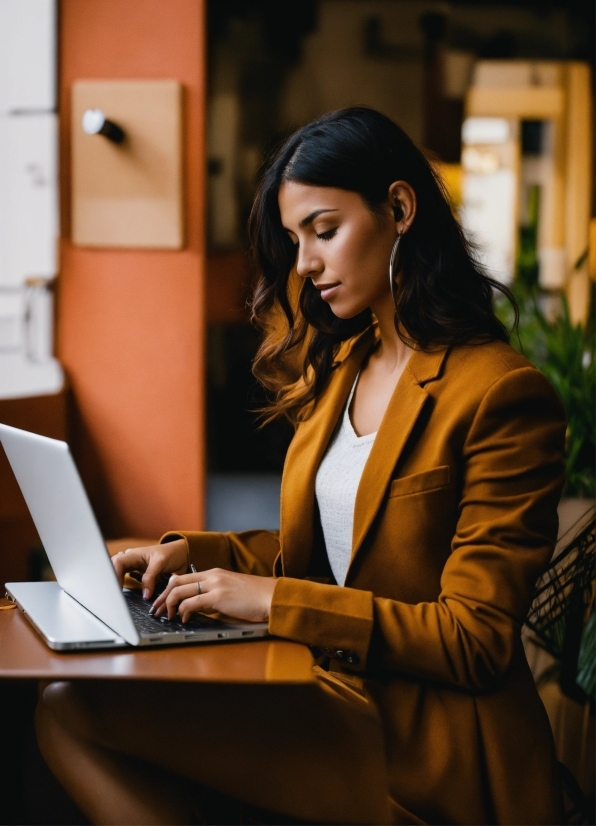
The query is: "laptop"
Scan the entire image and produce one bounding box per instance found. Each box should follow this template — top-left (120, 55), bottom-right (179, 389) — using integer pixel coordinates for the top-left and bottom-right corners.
top-left (0, 423), bottom-right (269, 650)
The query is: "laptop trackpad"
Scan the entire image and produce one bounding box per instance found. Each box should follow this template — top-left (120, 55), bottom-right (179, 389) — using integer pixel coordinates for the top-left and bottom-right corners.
top-left (5, 581), bottom-right (126, 649)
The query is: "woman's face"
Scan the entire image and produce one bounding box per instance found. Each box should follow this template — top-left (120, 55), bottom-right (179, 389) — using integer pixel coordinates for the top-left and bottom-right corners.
top-left (278, 182), bottom-right (399, 320)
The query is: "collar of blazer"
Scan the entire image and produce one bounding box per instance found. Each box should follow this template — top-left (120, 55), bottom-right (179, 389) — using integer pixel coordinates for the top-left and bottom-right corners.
top-left (279, 323), bottom-right (449, 579)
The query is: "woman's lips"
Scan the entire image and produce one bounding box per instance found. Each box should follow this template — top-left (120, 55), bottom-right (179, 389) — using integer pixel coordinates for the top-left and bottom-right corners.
top-left (318, 283), bottom-right (340, 301)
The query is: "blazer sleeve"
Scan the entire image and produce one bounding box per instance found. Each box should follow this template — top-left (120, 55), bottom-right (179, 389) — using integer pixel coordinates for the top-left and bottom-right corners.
top-left (160, 529), bottom-right (281, 578)
top-left (269, 366), bottom-right (567, 690)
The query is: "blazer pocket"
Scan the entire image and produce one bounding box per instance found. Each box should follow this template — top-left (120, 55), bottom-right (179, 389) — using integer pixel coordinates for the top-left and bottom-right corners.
top-left (389, 465), bottom-right (450, 498)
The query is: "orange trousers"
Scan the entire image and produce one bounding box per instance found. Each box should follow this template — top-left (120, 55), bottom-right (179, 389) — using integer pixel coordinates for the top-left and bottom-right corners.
top-left (36, 667), bottom-right (391, 825)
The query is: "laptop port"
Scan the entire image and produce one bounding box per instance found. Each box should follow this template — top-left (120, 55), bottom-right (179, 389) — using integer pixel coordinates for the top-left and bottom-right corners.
top-left (242, 630), bottom-right (254, 636)
top-left (217, 632), bottom-right (229, 639)
top-left (149, 637), bottom-right (162, 642)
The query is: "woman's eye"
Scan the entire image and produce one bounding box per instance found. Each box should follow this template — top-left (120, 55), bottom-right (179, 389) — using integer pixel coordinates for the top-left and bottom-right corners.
top-left (316, 228), bottom-right (337, 241)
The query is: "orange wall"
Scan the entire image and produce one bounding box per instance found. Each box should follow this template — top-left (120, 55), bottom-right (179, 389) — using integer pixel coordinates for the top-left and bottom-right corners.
top-left (58, 0), bottom-right (206, 538)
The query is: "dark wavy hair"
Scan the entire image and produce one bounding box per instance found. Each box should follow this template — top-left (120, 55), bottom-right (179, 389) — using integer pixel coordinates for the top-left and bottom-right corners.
top-left (249, 106), bottom-right (517, 423)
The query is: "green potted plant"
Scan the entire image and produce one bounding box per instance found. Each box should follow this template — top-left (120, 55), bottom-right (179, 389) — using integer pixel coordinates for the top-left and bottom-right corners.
top-left (497, 286), bottom-right (595, 501)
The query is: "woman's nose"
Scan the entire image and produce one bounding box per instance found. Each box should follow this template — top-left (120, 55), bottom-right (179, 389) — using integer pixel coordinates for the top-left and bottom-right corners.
top-left (296, 245), bottom-right (323, 279)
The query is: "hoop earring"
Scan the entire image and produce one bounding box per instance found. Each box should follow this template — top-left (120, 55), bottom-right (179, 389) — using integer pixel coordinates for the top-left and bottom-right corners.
top-left (389, 232), bottom-right (402, 313)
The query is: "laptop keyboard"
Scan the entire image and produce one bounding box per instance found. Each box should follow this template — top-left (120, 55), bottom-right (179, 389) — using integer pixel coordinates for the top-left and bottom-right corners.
top-left (124, 588), bottom-right (217, 636)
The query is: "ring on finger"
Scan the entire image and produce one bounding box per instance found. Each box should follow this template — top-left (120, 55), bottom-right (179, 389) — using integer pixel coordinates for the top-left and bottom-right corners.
top-left (197, 581), bottom-right (202, 596)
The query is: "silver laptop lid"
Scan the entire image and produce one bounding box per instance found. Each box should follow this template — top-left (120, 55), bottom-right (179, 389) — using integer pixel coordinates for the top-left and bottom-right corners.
top-left (0, 423), bottom-right (140, 645)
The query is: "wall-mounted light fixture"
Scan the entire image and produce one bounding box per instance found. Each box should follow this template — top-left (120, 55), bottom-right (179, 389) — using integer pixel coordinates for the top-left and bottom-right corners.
top-left (81, 109), bottom-right (125, 144)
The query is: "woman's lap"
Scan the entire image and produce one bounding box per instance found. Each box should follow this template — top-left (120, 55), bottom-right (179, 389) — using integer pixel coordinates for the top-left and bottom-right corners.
top-left (36, 667), bottom-right (390, 824)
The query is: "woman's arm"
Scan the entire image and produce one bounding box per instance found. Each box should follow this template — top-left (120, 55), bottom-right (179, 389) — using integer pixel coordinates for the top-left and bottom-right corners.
top-left (269, 367), bottom-right (567, 689)
top-left (161, 528), bottom-right (281, 578)
top-left (148, 530), bottom-right (281, 622)
top-left (112, 529), bottom-right (280, 601)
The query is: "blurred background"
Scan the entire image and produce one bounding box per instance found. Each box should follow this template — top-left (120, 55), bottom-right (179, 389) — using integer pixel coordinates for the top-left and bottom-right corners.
top-left (204, 0), bottom-right (595, 532)
top-left (0, 1), bottom-right (594, 818)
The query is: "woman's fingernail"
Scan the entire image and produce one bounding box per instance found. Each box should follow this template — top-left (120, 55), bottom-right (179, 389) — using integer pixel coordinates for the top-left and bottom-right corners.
top-left (143, 589), bottom-right (149, 600)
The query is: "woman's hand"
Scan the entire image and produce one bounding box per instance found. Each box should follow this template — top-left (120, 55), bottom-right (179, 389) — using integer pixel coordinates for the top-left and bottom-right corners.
top-left (111, 538), bottom-right (188, 600)
top-left (150, 569), bottom-right (277, 624)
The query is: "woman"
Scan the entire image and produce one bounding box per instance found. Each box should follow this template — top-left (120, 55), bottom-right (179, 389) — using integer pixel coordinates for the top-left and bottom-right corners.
top-left (37, 108), bottom-right (566, 825)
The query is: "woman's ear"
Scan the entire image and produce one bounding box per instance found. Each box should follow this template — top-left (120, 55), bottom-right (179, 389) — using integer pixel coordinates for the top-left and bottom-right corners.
top-left (392, 201), bottom-right (404, 222)
top-left (388, 181), bottom-right (416, 234)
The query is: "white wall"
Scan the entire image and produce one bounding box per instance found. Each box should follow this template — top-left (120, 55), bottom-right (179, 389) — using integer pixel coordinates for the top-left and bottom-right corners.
top-left (0, 0), bottom-right (62, 397)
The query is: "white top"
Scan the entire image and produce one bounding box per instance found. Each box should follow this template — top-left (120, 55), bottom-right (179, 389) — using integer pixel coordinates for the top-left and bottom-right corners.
top-left (315, 375), bottom-right (377, 585)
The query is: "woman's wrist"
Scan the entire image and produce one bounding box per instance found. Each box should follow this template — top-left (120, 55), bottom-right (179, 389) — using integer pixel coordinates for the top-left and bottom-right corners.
top-left (159, 535), bottom-right (190, 571)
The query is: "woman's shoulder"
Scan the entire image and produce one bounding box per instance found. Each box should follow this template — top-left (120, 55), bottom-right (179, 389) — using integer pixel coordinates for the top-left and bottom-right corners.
top-left (441, 338), bottom-right (565, 418)
top-left (447, 338), bottom-right (533, 379)
top-left (337, 329), bottom-right (560, 409)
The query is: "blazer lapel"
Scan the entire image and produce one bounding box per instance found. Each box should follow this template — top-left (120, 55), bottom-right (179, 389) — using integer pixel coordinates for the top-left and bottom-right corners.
top-left (350, 347), bottom-right (449, 570)
top-left (279, 327), bottom-right (375, 577)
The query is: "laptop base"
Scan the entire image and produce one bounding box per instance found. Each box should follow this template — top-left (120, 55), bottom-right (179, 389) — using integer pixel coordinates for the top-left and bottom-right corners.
top-left (5, 581), bottom-right (127, 650)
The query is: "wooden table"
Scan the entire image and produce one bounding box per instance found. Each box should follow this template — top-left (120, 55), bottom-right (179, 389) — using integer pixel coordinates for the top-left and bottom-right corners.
top-left (0, 600), bottom-right (315, 684)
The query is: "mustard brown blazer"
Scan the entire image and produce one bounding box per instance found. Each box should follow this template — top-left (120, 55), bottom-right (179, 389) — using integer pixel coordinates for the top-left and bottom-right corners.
top-left (164, 327), bottom-right (567, 825)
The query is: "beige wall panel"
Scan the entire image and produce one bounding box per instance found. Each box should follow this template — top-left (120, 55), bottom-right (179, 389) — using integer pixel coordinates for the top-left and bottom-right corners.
top-left (466, 86), bottom-right (564, 119)
top-left (72, 80), bottom-right (183, 248)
